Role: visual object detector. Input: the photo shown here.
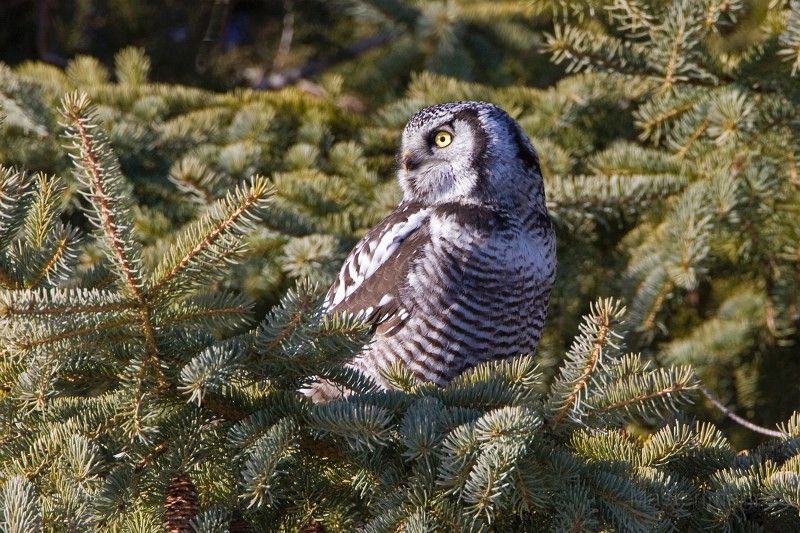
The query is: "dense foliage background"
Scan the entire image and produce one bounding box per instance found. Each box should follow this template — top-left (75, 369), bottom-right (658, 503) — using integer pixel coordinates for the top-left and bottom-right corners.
top-left (1, 0), bottom-right (800, 531)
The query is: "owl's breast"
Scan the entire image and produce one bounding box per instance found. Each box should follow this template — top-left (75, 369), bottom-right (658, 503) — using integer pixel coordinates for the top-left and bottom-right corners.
top-left (356, 202), bottom-right (556, 387)
top-left (403, 206), bottom-right (552, 317)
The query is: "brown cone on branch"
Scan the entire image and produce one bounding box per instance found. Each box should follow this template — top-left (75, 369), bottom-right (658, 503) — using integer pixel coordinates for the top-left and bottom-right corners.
top-left (165, 472), bottom-right (199, 533)
top-left (298, 519), bottom-right (327, 533)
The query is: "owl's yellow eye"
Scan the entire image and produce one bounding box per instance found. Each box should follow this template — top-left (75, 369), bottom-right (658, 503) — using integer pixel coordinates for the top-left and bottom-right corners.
top-left (433, 131), bottom-right (453, 148)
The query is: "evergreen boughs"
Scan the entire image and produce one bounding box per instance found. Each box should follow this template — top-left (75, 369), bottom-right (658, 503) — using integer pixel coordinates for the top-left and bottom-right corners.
top-left (4, 164), bottom-right (788, 530)
top-left (1, 1), bottom-right (800, 530)
top-left (537, 0), bottom-right (800, 438)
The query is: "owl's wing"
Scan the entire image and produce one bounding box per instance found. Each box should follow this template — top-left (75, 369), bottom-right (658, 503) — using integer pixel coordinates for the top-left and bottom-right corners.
top-left (324, 202), bottom-right (430, 324)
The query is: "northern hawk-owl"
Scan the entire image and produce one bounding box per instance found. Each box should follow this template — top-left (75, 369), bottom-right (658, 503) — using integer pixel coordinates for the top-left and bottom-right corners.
top-left (309, 101), bottom-right (556, 402)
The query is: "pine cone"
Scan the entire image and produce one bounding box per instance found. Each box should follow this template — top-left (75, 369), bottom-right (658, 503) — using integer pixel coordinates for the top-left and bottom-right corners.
top-left (298, 519), bottom-right (327, 533)
top-left (165, 473), bottom-right (198, 533)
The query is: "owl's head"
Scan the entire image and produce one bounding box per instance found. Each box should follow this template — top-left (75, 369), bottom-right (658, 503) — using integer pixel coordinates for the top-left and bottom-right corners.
top-left (397, 101), bottom-right (544, 211)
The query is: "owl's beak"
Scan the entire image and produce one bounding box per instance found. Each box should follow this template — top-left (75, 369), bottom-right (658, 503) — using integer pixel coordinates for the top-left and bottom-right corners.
top-left (399, 150), bottom-right (421, 172)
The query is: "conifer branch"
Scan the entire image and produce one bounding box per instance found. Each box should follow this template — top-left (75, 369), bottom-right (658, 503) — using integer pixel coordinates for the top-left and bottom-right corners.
top-left (547, 25), bottom-right (654, 76)
top-left (589, 478), bottom-right (655, 529)
top-left (778, 2), bottom-right (800, 76)
top-left (154, 220), bottom-right (243, 295)
top-left (168, 158), bottom-right (222, 204)
top-left (85, 411), bottom-right (130, 439)
top-left (591, 382), bottom-right (691, 415)
top-left (548, 300), bottom-right (624, 427)
top-left (61, 94), bottom-right (145, 301)
top-left (35, 351), bottom-right (57, 410)
top-left (134, 440), bottom-right (170, 472)
top-left (149, 176), bottom-right (274, 299)
top-left (548, 329), bottom-right (605, 427)
top-left (60, 94), bottom-right (168, 394)
top-left (138, 307), bottom-right (161, 366)
top-left (1, 299), bottom-right (134, 317)
top-left (25, 232), bottom-right (73, 288)
top-left (260, 291), bottom-right (316, 355)
top-left (158, 305), bottom-right (250, 328)
top-left (607, 0), bottom-right (655, 34)
top-left (12, 317), bottom-right (133, 353)
top-left (180, 336), bottom-right (251, 404)
top-left (131, 360), bottom-right (150, 441)
top-left (704, 0), bottom-right (733, 29)
top-left (641, 278), bottom-right (673, 332)
top-left (661, 23), bottom-right (685, 90)
top-left (90, 269), bottom-right (119, 291)
top-left (0, 167), bottom-right (32, 250)
top-left (0, 478), bottom-right (42, 532)
top-left (24, 173), bottom-right (63, 247)
top-left (674, 120), bottom-right (710, 157)
top-left (64, 335), bottom-right (140, 362)
top-left (547, 173), bottom-right (687, 215)
top-left (637, 101), bottom-right (697, 140)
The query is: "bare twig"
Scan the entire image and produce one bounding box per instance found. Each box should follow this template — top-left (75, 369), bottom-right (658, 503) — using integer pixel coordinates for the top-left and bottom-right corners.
top-left (699, 383), bottom-right (783, 438)
top-left (196, 0), bottom-right (234, 73)
top-left (272, 0), bottom-right (295, 71)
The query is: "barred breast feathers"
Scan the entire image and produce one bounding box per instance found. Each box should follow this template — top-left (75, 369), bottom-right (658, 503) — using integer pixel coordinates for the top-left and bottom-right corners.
top-left (324, 199), bottom-right (549, 329)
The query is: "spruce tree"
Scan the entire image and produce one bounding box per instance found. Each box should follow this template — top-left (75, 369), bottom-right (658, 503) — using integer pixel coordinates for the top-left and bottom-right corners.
top-left (0, 0), bottom-right (799, 530)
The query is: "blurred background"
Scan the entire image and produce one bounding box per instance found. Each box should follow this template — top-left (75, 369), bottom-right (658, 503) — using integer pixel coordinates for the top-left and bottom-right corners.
top-left (0, 0), bottom-right (565, 101)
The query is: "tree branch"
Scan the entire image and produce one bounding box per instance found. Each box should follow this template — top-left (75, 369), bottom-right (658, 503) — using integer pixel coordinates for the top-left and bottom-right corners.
top-left (699, 383), bottom-right (783, 438)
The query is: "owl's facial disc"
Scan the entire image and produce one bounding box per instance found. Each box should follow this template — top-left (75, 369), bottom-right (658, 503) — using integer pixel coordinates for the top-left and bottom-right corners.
top-left (398, 116), bottom-right (482, 204)
top-left (400, 122), bottom-right (459, 171)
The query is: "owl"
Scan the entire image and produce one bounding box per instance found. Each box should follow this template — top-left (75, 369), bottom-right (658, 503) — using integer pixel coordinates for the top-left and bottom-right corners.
top-left (308, 101), bottom-right (556, 402)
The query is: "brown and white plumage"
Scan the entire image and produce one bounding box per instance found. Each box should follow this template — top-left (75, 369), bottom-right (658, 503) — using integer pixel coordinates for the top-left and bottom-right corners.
top-left (308, 101), bottom-right (556, 402)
